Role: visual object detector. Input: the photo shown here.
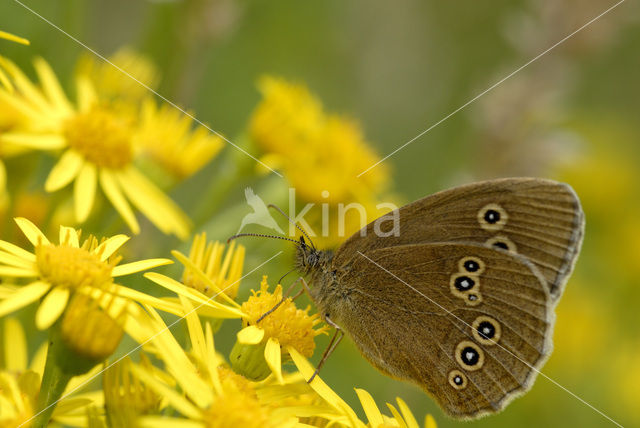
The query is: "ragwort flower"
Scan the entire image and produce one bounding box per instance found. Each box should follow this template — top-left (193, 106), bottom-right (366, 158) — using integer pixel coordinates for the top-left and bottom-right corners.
top-left (232, 276), bottom-right (328, 383)
top-left (249, 76), bottom-right (396, 247)
top-left (0, 56), bottom-right (191, 238)
top-left (0, 217), bottom-right (172, 329)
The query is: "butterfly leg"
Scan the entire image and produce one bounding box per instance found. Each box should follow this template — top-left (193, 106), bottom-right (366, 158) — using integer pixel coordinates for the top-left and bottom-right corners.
top-left (308, 317), bottom-right (344, 383)
top-left (257, 276), bottom-right (309, 323)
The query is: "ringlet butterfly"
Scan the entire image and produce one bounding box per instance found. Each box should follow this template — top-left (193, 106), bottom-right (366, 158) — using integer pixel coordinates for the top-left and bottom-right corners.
top-left (232, 177), bottom-right (584, 419)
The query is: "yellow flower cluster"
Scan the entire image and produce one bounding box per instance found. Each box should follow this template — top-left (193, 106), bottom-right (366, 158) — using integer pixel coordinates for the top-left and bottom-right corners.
top-left (251, 76), bottom-right (389, 205)
top-left (241, 276), bottom-right (327, 357)
top-left (0, 222), bottom-right (433, 427)
top-left (0, 41), bottom-right (429, 428)
top-left (250, 76), bottom-right (395, 247)
top-left (0, 51), bottom-right (223, 238)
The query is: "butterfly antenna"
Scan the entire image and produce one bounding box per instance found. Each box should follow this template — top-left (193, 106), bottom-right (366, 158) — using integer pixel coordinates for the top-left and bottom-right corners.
top-left (227, 233), bottom-right (300, 245)
top-left (267, 204), bottom-right (317, 249)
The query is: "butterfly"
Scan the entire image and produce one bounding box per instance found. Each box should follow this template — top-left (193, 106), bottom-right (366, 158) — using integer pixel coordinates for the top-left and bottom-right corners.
top-left (234, 177), bottom-right (584, 418)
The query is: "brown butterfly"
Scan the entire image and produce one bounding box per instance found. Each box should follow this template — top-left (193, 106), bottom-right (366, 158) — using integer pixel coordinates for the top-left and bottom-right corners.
top-left (233, 177), bottom-right (584, 419)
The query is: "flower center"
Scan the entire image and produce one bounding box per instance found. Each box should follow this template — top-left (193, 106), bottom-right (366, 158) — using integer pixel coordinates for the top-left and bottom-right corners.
top-left (241, 276), bottom-right (326, 357)
top-left (36, 244), bottom-right (113, 290)
top-left (63, 107), bottom-right (133, 169)
top-left (203, 389), bottom-right (274, 428)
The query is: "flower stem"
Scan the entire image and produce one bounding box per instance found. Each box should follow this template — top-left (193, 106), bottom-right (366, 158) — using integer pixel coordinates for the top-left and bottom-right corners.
top-left (33, 331), bottom-right (74, 428)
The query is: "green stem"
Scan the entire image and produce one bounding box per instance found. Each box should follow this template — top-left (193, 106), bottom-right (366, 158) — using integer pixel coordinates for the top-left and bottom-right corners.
top-left (33, 334), bottom-right (74, 428)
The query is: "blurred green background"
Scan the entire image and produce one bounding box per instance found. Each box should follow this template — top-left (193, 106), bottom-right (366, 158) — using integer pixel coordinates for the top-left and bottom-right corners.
top-left (2, 0), bottom-right (639, 426)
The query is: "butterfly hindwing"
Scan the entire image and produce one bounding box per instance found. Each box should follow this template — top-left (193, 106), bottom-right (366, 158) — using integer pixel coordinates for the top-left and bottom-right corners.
top-left (330, 242), bottom-right (552, 418)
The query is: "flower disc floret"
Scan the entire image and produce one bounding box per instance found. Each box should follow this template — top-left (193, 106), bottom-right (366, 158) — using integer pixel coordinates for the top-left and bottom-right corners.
top-left (36, 243), bottom-right (113, 290)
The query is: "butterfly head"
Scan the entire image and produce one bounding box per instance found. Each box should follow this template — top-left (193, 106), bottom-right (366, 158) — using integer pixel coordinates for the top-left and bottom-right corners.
top-left (294, 235), bottom-right (335, 283)
top-left (295, 235), bottom-right (319, 269)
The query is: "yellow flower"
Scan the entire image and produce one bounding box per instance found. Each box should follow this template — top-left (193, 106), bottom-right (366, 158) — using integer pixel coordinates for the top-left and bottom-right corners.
top-left (0, 217), bottom-right (173, 329)
top-left (136, 99), bottom-right (224, 180)
top-left (103, 355), bottom-right (162, 426)
top-left (232, 276), bottom-right (328, 383)
top-left (251, 76), bottom-right (389, 203)
top-left (0, 317), bottom-right (105, 427)
top-left (0, 56), bottom-right (191, 238)
top-left (0, 78), bottom-right (37, 212)
top-left (288, 348), bottom-right (435, 428)
top-left (75, 47), bottom-right (158, 105)
top-left (182, 233), bottom-right (246, 299)
top-left (127, 296), bottom-right (356, 427)
top-left (0, 370), bottom-right (37, 427)
top-left (127, 302), bottom-right (298, 428)
top-left (249, 76), bottom-right (395, 247)
top-left (355, 388), bottom-right (437, 428)
top-left (144, 233), bottom-right (247, 320)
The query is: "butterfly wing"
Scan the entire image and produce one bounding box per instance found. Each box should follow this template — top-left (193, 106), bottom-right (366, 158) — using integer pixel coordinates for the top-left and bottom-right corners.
top-left (334, 177), bottom-right (584, 301)
top-left (329, 242), bottom-right (552, 418)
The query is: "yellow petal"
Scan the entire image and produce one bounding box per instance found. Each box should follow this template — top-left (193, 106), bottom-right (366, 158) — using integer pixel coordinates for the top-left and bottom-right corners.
top-left (0, 266), bottom-right (37, 277)
top-left (0, 240), bottom-right (36, 262)
top-left (355, 388), bottom-right (384, 427)
top-left (52, 397), bottom-right (93, 416)
top-left (265, 337), bottom-right (284, 384)
top-left (59, 225), bottom-right (80, 248)
top-left (112, 258), bottom-right (172, 277)
top-left (143, 272), bottom-right (244, 318)
top-left (33, 57), bottom-right (73, 114)
top-left (137, 307), bottom-right (213, 408)
top-left (76, 76), bottom-right (97, 112)
top-left (386, 403), bottom-right (408, 428)
top-left (287, 346), bottom-right (360, 424)
top-left (0, 57), bottom-right (49, 110)
top-left (95, 234), bottom-right (129, 261)
top-left (171, 250), bottom-right (239, 308)
top-left (129, 365), bottom-right (202, 420)
top-left (424, 414), bottom-right (437, 428)
top-left (3, 318), bottom-right (27, 371)
top-left (30, 343), bottom-right (48, 374)
top-left (1, 133), bottom-right (66, 150)
top-left (45, 150), bottom-right (83, 191)
top-left (0, 281), bottom-right (50, 318)
top-left (112, 285), bottom-right (184, 317)
top-left (117, 167), bottom-right (191, 239)
top-left (74, 162), bottom-right (97, 222)
top-left (0, 30), bottom-right (30, 45)
top-left (137, 416), bottom-right (202, 428)
top-left (0, 68), bottom-right (12, 91)
top-left (36, 287), bottom-right (70, 329)
top-left (237, 325), bottom-right (264, 345)
top-left (14, 217), bottom-right (50, 246)
top-left (0, 250), bottom-right (35, 270)
top-left (99, 169), bottom-right (139, 234)
top-left (180, 296), bottom-right (206, 357)
top-left (204, 323), bottom-right (222, 393)
top-left (193, 304), bottom-right (246, 319)
top-left (396, 397), bottom-right (419, 428)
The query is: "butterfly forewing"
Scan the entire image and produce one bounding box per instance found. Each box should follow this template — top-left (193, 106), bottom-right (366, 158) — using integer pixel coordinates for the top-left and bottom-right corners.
top-left (334, 177), bottom-right (584, 301)
top-left (330, 243), bottom-right (552, 418)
